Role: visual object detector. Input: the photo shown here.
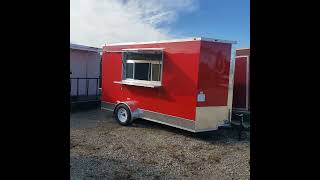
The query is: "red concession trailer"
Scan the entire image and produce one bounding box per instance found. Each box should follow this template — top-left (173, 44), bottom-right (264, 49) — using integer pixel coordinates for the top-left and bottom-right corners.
top-left (101, 37), bottom-right (236, 132)
top-left (232, 48), bottom-right (250, 114)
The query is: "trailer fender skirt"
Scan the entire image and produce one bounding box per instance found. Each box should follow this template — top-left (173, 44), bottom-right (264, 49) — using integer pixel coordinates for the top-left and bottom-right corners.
top-left (115, 100), bottom-right (143, 120)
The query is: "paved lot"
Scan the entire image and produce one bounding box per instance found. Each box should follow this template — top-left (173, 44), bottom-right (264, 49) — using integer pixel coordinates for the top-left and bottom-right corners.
top-left (70, 108), bottom-right (250, 180)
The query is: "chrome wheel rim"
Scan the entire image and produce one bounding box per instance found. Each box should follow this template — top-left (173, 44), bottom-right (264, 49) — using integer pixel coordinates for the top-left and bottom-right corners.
top-left (117, 108), bottom-right (128, 123)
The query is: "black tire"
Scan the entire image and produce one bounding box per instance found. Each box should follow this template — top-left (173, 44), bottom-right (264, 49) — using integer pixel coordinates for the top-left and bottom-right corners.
top-left (114, 104), bottom-right (132, 126)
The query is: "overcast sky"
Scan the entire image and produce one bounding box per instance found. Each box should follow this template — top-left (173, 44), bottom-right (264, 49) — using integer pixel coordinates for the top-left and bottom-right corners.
top-left (70, 0), bottom-right (249, 48)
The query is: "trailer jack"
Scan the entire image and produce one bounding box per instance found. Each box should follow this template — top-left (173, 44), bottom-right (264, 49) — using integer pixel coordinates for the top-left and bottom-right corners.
top-left (234, 113), bottom-right (245, 141)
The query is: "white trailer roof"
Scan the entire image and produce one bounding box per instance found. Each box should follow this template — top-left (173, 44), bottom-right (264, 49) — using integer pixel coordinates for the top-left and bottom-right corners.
top-left (103, 37), bottom-right (236, 47)
top-left (121, 48), bottom-right (164, 51)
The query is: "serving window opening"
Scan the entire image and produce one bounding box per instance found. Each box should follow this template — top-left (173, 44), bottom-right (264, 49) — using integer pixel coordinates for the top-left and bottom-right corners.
top-left (119, 48), bottom-right (163, 88)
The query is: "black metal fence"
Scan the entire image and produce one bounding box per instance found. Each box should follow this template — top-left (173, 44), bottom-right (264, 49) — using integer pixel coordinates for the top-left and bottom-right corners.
top-left (70, 77), bottom-right (101, 102)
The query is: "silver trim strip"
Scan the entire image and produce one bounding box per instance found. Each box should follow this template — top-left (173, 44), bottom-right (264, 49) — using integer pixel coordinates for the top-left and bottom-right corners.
top-left (101, 101), bottom-right (196, 132)
top-left (142, 117), bottom-right (196, 132)
top-left (103, 37), bottom-right (236, 46)
top-left (101, 107), bottom-right (113, 111)
top-left (101, 101), bottom-right (116, 111)
top-left (140, 108), bottom-right (194, 122)
top-left (227, 45), bottom-right (236, 122)
top-left (140, 110), bottom-right (196, 132)
top-left (122, 52), bottom-right (124, 80)
top-left (101, 101), bottom-right (116, 104)
top-left (160, 51), bottom-right (164, 82)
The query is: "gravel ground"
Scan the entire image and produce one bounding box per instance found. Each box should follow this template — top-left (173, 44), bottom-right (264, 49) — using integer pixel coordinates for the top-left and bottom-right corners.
top-left (70, 108), bottom-right (250, 180)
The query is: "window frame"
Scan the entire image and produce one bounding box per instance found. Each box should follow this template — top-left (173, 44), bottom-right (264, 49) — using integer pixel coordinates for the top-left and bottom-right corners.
top-left (121, 49), bottom-right (163, 85)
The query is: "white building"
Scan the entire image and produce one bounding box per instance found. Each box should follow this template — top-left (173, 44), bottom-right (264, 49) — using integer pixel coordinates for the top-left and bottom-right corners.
top-left (70, 43), bottom-right (102, 98)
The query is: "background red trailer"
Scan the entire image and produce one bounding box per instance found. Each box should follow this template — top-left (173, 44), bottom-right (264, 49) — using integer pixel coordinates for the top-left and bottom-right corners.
top-left (232, 48), bottom-right (250, 112)
top-left (101, 37), bottom-right (236, 132)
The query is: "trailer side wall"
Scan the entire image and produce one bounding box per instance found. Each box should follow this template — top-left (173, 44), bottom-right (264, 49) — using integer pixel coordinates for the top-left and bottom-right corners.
top-left (102, 41), bottom-right (201, 121)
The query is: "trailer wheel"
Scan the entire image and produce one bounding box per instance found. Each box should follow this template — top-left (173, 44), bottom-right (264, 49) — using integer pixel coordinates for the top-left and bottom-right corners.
top-left (114, 104), bottom-right (132, 126)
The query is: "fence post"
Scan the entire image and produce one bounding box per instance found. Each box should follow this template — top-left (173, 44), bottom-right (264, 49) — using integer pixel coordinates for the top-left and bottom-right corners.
top-left (77, 78), bottom-right (79, 97)
top-left (86, 79), bottom-right (89, 96)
